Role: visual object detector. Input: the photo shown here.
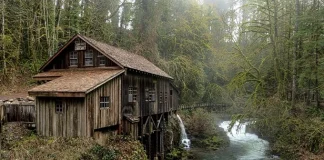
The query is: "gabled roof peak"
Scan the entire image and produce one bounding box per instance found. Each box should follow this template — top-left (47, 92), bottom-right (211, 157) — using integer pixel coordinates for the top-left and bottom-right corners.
top-left (40, 34), bottom-right (173, 79)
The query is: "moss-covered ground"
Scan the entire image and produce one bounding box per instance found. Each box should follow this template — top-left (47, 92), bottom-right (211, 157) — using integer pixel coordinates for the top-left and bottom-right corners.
top-left (0, 122), bottom-right (147, 160)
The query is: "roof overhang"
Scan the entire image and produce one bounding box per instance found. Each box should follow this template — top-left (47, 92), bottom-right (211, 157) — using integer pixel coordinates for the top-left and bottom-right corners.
top-left (28, 69), bottom-right (124, 97)
top-left (28, 91), bottom-right (85, 97)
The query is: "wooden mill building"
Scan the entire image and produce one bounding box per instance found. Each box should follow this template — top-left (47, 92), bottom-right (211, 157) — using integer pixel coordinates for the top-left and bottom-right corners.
top-left (28, 34), bottom-right (179, 159)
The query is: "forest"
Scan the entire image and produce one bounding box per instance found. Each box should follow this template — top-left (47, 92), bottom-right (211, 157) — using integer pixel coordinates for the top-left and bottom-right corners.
top-left (0, 0), bottom-right (323, 159)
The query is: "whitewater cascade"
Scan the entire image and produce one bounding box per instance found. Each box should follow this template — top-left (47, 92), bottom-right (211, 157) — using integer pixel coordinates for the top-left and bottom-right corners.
top-left (176, 114), bottom-right (190, 149)
top-left (219, 121), bottom-right (270, 159)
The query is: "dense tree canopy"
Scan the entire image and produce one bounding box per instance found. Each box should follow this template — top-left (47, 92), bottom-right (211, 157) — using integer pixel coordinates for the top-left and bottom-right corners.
top-left (1, 0), bottom-right (324, 158)
top-left (0, 0), bottom-right (232, 104)
top-left (0, 0), bottom-right (323, 106)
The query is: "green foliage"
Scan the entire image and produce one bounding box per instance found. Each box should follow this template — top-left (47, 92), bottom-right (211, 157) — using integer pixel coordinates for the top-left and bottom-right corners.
top-left (81, 144), bottom-right (118, 160)
top-left (182, 108), bottom-right (217, 137)
top-left (180, 109), bottom-right (229, 150)
top-left (244, 97), bottom-right (324, 159)
top-left (0, 0), bottom-right (232, 105)
top-left (200, 135), bottom-right (224, 150)
top-left (165, 147), bottom-right (189, 160)
top-left (227, 1), bottom-right (324, 158)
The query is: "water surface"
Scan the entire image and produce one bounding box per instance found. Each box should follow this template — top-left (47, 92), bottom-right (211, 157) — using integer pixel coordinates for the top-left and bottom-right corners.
top-left (192, 121), bottom-right (278, 160)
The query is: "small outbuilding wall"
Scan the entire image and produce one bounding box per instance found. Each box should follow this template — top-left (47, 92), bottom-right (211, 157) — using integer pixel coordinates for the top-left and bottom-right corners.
top-left (36, 97), bottom-right (89, 137)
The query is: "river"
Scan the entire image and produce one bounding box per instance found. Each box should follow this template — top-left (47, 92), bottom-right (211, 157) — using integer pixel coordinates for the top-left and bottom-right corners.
top-left (192, 121), bottom-right (279, 160)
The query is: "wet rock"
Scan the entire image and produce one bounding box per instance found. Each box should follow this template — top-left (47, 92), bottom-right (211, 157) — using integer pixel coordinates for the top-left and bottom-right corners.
top-left (17, 97), bottom-right (24, 101)
top-left (11, 100), bottom-right (20, 105)
top-left (26, 96), bottom-right (35, 101)
top-left (4, 101), bottom-right (11, 105)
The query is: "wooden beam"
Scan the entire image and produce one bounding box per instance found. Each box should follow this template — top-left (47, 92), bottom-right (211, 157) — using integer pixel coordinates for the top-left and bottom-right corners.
top-left (28, 91), bottom-right (85, 97)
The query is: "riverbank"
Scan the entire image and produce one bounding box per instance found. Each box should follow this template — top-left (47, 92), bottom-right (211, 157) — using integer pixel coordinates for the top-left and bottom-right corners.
top-left (170, 109), bottom-right (229, 160)
top-left (188, 115), bottom-right (277, 160)
top-left (241, 97), bottom-right (324, 160)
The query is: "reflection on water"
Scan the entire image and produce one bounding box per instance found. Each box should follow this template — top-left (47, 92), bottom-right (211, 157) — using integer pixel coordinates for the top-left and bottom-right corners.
top-left (193, 121), bottom-right (279, 160)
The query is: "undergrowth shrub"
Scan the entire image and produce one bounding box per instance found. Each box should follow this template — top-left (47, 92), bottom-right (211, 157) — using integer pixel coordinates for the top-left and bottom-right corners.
top-left (180, 108), bottom-right (228, 150)
top-left (247, 97), bottom-right (324, 159)
top-left (1, 123), bottom-right (147, 160)
top-left (182, 108), bottom-right (217, 138)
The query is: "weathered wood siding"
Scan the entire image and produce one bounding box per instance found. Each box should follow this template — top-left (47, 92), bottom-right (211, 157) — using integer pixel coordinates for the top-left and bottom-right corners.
top-left (123, 119), bottom-right (138, 139)
top-left (170, 85), bottom-right (179, 111)
top-left (122, 72), bottom-right (176, 117)
top-left (2, 103), bottom-right (35, 122)
top-left (36, 97), bottom-right (89, 137)
top-left (86, 75), bottom-right (122, 129)
top-left (44, 39), bottom-right (118, 71)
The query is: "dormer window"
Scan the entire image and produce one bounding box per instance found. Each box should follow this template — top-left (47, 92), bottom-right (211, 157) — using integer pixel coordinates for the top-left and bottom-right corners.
top-left (69, 51), bottom-right (78, 66)
top-left (98, 54), bottom-right (106, 66)
top-left (85, 50), bottom-right (93, 66)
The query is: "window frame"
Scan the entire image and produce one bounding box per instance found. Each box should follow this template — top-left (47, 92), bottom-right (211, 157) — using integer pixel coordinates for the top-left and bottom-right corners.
top-left (84, 50), bottom-right (94, 66)
top-left (99, 96), bottom-right (110, 108)
top-left (97, 54), bottom-right (106, 66)
top-left (69, 51), bottom-right (78, 67)
top-left (145, 88), bottom-right (156, 102)
top-left (55, 100), bottom-right (63, 114)
top-left (75, 39), bottom-right (86, 50)
top-left (128, 87), bottom-right (137, 102)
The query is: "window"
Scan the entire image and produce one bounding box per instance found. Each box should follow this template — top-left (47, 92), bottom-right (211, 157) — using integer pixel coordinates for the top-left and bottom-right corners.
top-left (85, 50), bottom-right (93, 66)
top-left (164, 92), bottom-right (168, 103)
top-left (100, 96), bottom-right (110, 108)
top-left (145, 88), bottom-right (156, 102)
top-left (128, 87), bottom-right (137, 102)
top-left (69, 51), bottom-right (78, 66)
top-left (159, 92), bottom-right (163, 103)
top-left (75, 39), bottom-right (86, 50)
top-left (98, 54), bottom-right (106, 66)
top-left (55, 100), bottom-right (63, 113)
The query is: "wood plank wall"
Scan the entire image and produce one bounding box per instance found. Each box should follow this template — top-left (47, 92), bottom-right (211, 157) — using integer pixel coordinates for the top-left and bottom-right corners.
top-left (1, 103), bottom-right (35, 122)
top-left (36, 97), bottom-right (89, 137)
top-left (122, 73), bottom-right (179, 117)
top-left (123, 119), bottom-right (138, 139)
top-left (45, 41), bottom-right (118, 71)
top-left (87, 75), bottom-right (122, 129)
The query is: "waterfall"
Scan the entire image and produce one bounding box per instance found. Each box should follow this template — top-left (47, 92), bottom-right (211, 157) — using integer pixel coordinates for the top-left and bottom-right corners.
top-left (176, 114), bottom-right (190, 149)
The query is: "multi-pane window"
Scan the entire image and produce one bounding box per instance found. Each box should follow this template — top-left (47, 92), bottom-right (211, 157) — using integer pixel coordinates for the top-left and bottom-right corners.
top-left (97, 54), bottom-right (106, 66)
top-left (85, 50), bottom-right (93, 66)
top-left (145, 88), bottom-right (156, 102)
top-left (69, 51), bottom-right (78, 66)
top-left (55, 100), bottom-right (63, 113)
top-left (75, 39), bottom-right (86, 50)
top-left (100, 96), bottom-right (110, 108)
top-left (128, 87), bottom-right (137, 102)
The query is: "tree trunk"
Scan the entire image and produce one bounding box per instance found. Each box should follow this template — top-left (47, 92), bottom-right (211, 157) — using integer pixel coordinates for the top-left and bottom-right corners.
top-left (292, 0), bottom-right (300, 106)
top-left (1, 0), bottom-right (6, 76)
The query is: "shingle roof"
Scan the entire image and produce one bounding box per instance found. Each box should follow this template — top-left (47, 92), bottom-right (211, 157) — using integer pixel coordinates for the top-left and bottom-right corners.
top-left (29, 69), bottom-right (124, 93)
top-left (79, 35), bottom-right (173, 79)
